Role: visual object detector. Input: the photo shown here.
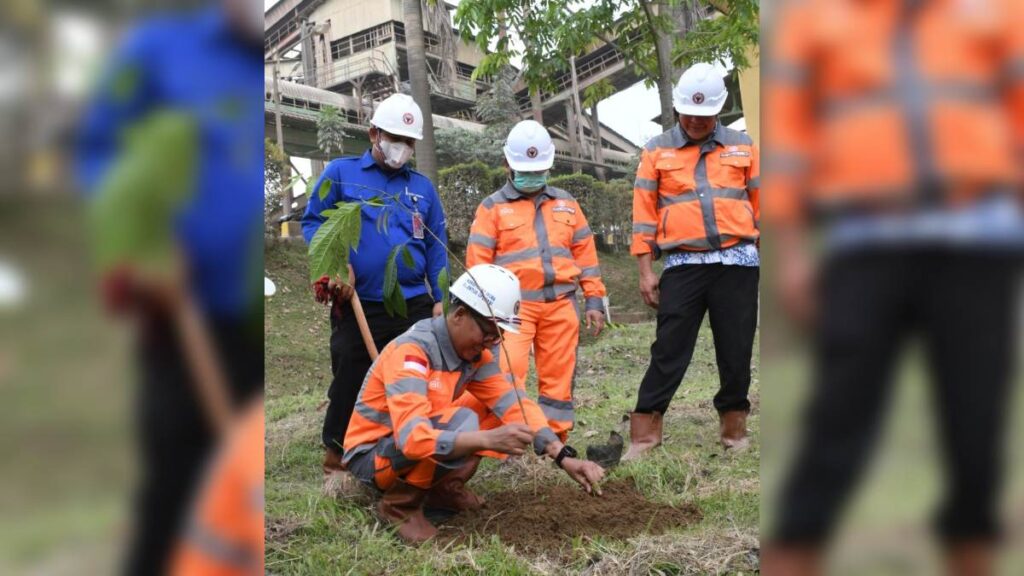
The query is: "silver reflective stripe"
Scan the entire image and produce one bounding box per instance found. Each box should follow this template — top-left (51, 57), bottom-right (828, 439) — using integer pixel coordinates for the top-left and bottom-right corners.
top-left (393, 331), bottom-right (443, 371)
top-left (550, 246), bottom-right (572, 259)
top-left (633, 223), bottom-right (657, 234)
top-left (533, 427), bottom-right (559, 454)
top-left (354, 401), bottom-right (392, 428)
top-left (823, 81), bottom-right (995, 119)
top-left (495, 247), bottom-right (540, 266)
top-left (1011, 58), bottom-right (1024, 79)
top-left (658, 191), bottom-right (699, 208)
top-left (473, 359), bottom-right (502, 381)
top-left (634, 177), bottom-right (658, 191)
top-left (770, 61), bottom-right (808, 84)
top-left (186, 520), bottom-right (255, 569)
top-left (397, 416), bottom-right (431, 450)
top-left (579, 266), bottom-right (601, 279)
top-left (713, 188), bottom-right (748, 201)
top-left (342, 441), bottom-right (378, 465)
top-left (468, 233), bottom-right (496, 249)
top-left (572, 226), bottom-right (593, 243)
top-left (747, 176), bottom-right (760, 190)
top-left (385, 377), bottom-right (428, 397)
top-left (659, 237), bottom-right (714, 251)
top-left (434, 430), bottom-right (458, 456)
top-left (521, 283), bottom-right (575, 302)
top-left (492, 389), bottom-right (522, 419)
top-left (533, 195), bottom-right (558, 300)
top-left (538, 395), bottom-right (575, 423)
top-left (694, 148), bottom-right (722, 250)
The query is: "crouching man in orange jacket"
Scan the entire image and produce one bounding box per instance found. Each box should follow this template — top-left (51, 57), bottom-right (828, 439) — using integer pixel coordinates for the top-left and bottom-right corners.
top-left (341, 264), bottom-right (606, 544)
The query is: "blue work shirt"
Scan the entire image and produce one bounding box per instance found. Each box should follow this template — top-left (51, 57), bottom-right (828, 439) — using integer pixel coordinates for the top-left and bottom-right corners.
top-left (302, 150), bottom-right (449, 303)
top-left (75, 7), bottom-right (264, 319)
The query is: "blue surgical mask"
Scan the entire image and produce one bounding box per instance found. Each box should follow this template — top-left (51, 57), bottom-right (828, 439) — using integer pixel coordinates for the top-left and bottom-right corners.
top-left (512, 171), bottom-right (548, 193)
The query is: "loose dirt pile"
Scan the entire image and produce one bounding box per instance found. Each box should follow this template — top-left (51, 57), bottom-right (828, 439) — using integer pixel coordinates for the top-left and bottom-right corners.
top-left (439, 478), bottom-right (701, 555)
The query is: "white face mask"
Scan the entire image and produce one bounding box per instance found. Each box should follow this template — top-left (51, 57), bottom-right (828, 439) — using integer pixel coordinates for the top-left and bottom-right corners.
top-left (377, 138), bottom-right (414, 169)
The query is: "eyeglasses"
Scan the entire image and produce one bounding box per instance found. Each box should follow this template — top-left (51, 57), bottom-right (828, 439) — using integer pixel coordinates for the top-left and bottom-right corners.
top-left (469, 311), bottom-right (503, 346)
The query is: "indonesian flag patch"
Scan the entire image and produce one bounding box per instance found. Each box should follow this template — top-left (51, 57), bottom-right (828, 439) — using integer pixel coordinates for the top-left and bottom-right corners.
top-left (404, 355), bottom-right (428, 375)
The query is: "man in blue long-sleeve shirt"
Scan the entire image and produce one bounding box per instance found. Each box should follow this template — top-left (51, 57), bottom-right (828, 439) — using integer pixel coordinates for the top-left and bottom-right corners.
top-left (74, 2), bottom-right (264, 574)
top-left (301, 93), bottom-right (449, 490)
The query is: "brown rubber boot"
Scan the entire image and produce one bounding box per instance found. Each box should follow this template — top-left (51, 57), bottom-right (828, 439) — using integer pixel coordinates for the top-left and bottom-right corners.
top-left (425, 456), bottom-right (485, 512)
top-left (322, 449), bottom-right (360, 499)
top-left (761, 544), bottom-right (823, 576)
top-left (621, 412), bottom-right (663, 462)
top-left (719, 410), bottom-right (750, 451)
top-left (378, 480), bottom-right (437, 544)
top-left (945, 541), bottom-right (993, 576)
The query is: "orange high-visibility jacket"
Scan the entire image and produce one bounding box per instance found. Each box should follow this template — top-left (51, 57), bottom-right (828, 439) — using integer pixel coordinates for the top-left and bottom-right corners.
top-left (766, 0), bottom-right (1024, 224)
top-left (172, 401), bottom-right (264, 576)
top-left (631, 123), bottom-right (760, 256)
top-left (467, 183), bottom-right (607, 312)
top-left (343, 317), bottom-right (559, 463)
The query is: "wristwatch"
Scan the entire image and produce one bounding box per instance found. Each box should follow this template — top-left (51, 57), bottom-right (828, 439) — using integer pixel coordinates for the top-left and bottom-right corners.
top-left (554, 445), bottom-right (578, 469)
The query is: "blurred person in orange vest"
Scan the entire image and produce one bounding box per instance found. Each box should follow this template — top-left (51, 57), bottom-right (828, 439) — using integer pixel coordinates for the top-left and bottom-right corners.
top-left (466, 120), bottom-right (607, 442)
top-left (171, 398), bottom-right (264, 576)
top-left (623, 62), bottom-right (761, 461)
top-left (762, 1), bottom-right (1024, 574)
top-left (341, 264), bottom-right (605, 544)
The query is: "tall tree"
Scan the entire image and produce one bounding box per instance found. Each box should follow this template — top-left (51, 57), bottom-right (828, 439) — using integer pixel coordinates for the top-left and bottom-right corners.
top-left (316, 106), bottom-right (347, 159)
top-left (455, 0), bottom-right (758, 130)
top-left (403, 0), bottom-right (439, 183)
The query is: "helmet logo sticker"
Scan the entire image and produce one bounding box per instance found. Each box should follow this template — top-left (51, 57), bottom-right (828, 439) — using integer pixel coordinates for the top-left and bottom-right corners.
top-left (513, 301), bottom-right (521, 316)
top-left (692, 92), bottom-right (705, 104)
top-left (526, 146), bottom-right (538, 158)
top-left (402, 112), bottom-right (415, 125)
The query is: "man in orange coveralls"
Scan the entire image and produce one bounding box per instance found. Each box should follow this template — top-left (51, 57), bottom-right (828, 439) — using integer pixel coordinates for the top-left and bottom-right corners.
top-left (467, 120), bottom-right (607, 442)
top-left (342, 264), bottom-right (606, 543)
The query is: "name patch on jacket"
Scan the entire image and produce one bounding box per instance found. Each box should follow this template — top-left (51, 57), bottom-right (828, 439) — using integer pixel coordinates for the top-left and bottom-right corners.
top-left (720, 147), bottom-right (752, 159)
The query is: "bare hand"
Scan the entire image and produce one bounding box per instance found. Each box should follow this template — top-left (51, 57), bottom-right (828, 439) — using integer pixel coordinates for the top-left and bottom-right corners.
top-left (585, 309), bottom-right (605, 337)
top-left (432, 302), bottom-right (444, 318)
top-left (485, 423), bottom-right (534, 456)
top-left (328, 277), bottom-right (355, 303)
top-left (561, 458), bottom-right (605, 495)
top-left (639, 272), bottom-right (660, 309)
top-left (778, 252), bottom-right (816, 332)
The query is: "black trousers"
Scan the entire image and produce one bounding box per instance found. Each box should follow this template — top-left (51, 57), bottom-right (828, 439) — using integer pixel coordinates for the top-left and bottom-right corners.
top-left (635, 264), bottom-right (759, 415)
top-left (773, 249), bottom-right (1019, 544)
top-left (322, 294), bottom-right (434, 453)
top-left (125, 314), bottom-right (262, 576)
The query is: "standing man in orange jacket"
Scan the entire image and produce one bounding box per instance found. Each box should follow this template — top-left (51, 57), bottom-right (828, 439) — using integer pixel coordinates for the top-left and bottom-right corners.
top-left (623, 62), bottom-right (761, 460)
top-left (342, 265), bottom-right (605, 544)
top-left (763, 1), bottom-right (1024, 574)
top-left (466, 120), bottom-right (607, 442)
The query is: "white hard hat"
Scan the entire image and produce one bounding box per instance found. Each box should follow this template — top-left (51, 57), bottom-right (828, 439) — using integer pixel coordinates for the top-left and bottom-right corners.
top-left (449, 264), bottom-right (522, 333)
top-left (503, 120), bottom-right (555, 172)
top-left (370, 94), bottom-right (424, 140)
top-left (672, 62), bottom-right (728, 117)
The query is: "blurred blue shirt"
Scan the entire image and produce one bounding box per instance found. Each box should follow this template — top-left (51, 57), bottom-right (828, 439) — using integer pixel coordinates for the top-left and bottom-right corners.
top-left (302, 150), bottom-right (448, 303)
top-left (75, 7), bottom-right (264, 319)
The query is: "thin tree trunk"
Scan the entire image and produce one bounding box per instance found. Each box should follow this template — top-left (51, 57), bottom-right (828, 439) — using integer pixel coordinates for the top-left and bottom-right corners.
top-left (642, 0), bottom-right (676, 129)
top-left (403, 0), bottom-right (438, 182)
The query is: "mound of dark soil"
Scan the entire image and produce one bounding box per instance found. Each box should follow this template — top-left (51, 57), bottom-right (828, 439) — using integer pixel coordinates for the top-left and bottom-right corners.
top-left (438, 478), bottom-right (701, 555)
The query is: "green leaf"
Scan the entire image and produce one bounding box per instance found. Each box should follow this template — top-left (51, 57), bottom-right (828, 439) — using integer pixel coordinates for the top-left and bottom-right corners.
top-left (318, 178), bottom-right (332, 201)
top-left (400, 246), bottom-right (415, 270)
top-left (89, 111), bottom-right (198, 274)
top-left (307, 202), bottom-right (361, 283)
top-left (438, 267), bottom-right (450, 317)
top-left (382, 244), bottom-right (407, 318)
